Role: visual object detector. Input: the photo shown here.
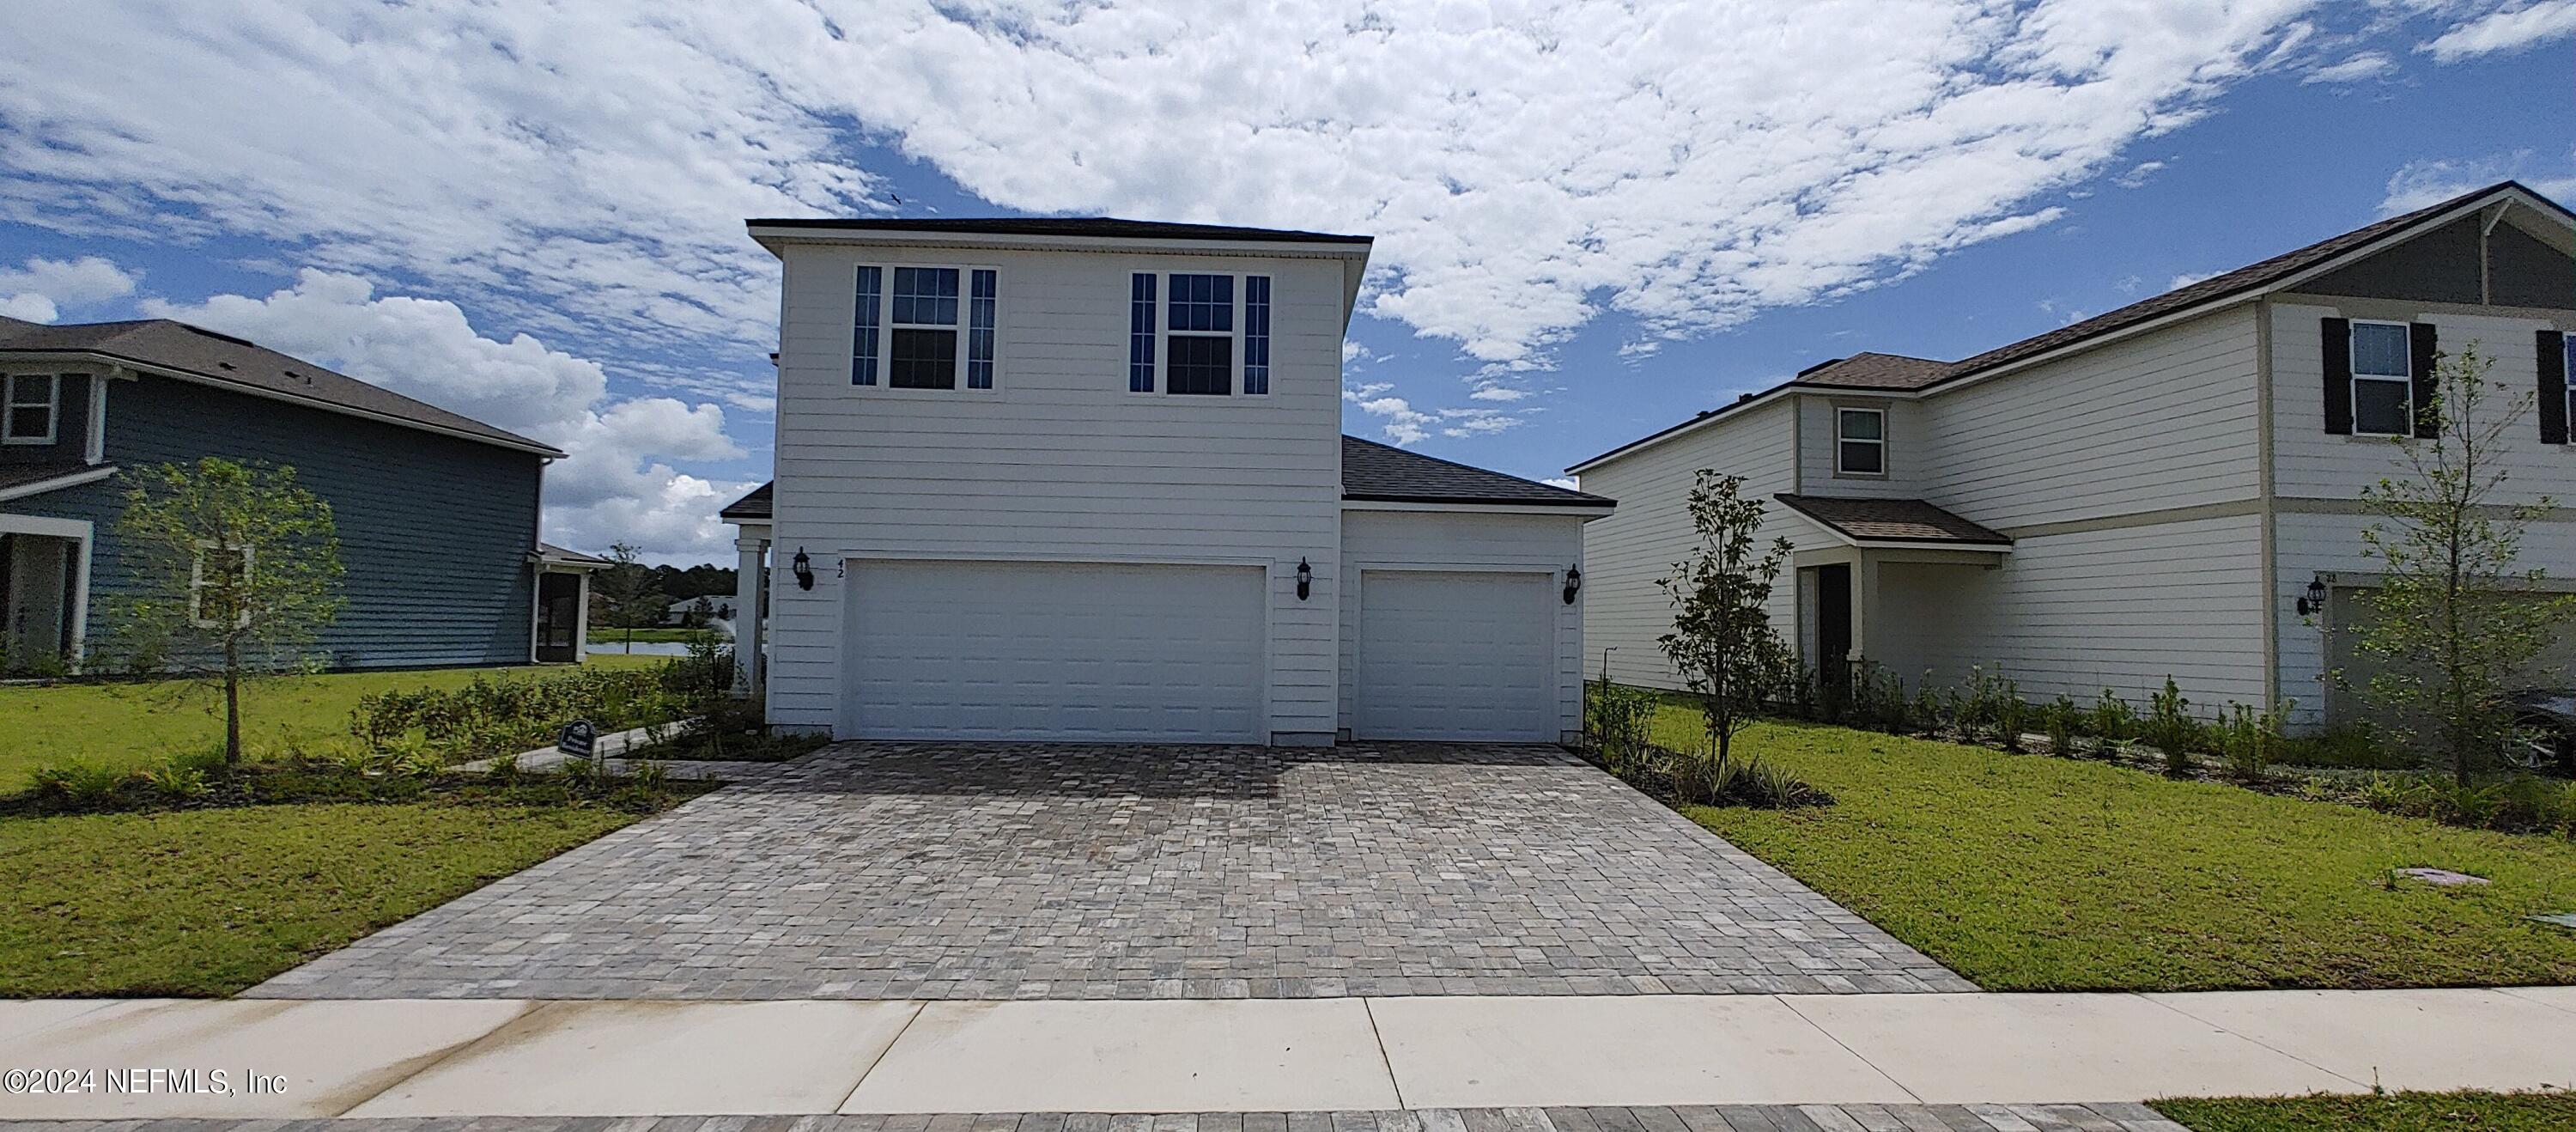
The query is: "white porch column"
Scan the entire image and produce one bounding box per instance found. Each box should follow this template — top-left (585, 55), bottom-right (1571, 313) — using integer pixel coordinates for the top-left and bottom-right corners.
top-left (732, 535), bottom-right (767, 696)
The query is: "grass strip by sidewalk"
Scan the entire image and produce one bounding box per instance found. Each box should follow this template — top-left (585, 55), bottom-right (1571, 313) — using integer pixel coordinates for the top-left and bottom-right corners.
top-left (0, 800), bottom-right (646, 997)
top-left (1666, 712), bottom-right (2576, 991)
top-left (2155, 1091), bottom-right (2576, 1129)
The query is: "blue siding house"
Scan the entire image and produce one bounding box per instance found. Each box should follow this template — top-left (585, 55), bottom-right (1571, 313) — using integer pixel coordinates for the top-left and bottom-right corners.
top-left (0, 315), bottom-right (600, 672)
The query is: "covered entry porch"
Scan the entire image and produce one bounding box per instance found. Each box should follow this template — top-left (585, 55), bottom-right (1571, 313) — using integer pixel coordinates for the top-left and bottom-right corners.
top-left (0, 512), bottom-right (91, 674)
top-left (1775, 495), bottom-right (2012, 684)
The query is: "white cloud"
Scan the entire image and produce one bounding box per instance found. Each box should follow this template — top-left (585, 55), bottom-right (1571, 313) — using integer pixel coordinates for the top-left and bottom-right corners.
top-left (2170, 269), bottom-right (2221, 289)
top-left (141, 270), bottom-right (750, 561)
top-left (2379, 150), bottom-right (2576, 214)
top-left (0, 0), bottom-right (2333, 374)
top-left (2422, 1), bottom-right (2576, 62)
top-left (2114, 160), bottom-right (2167, 187)
top-left (1542, 477), bottom-right (1579, 490)
top-left (0, 254), bottom-right (139, 323)
top-left (2301, 50), bottom-right (2396, 83)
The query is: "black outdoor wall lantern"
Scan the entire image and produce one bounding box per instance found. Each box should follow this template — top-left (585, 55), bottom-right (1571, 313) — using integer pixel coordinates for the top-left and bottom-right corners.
top-left (2296, 577), bottom-right (2326, 618)
top-left (1563, 564), bottom-right (1583, 605)
top-left (792, 548), bottom-right (815, 591)
top-left (1296, 557), bottom-right (1313, 600)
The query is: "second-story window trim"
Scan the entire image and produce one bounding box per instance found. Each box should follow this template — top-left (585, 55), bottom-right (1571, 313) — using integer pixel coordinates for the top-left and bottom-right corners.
top-left (1833, 405), bottom-right (1886, 477)
top-left (1126, 271), bottom-right (1273, 397)
top-left (2348, 319), bottom-right (2414, 437)
top-left (3, 374), bottom-right (61, 445)
top-left (849, 263), bottom-right (999, 392)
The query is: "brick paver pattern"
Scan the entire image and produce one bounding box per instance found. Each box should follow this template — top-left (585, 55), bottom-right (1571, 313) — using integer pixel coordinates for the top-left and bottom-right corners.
top-left (0, 1105), bottom-right (2194, 1132)
top-left (252, 743), bottom-right (1971, 1000)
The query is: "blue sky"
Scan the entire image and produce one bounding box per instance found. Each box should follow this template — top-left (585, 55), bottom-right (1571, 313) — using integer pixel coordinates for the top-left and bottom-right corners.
top-left (0, 1), bottom-right (2569, 562)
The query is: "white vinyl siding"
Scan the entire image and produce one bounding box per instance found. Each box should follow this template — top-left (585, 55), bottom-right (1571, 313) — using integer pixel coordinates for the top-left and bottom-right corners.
top-left (1795, 397), bottom-right (1923, 498)
top-left (766, 243), bottom-right (1345, 739)
top-left (1919, 305), bottom-right (2263, 527)
top-left (2271, 301), bottom-right (2576, 505)
top-left (1340, 508), bottom-right (1587, 739)
top-left (1577, 399), bottom-right (1799, 691)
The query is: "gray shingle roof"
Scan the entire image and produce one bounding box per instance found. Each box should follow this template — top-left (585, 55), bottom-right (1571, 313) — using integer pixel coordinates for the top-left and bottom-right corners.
top-left (1341, 435), bottom-right (1613, 507)
top-left (0, 317), bottom-right (560, 455)
top-left (719, 481), bottom-right (771, 520)
top-left (535, 542), bottom-right (611, 565)
top-left (747, 216), bottom-right (1372, 245)
top-left (717, 437), bottom-right (1613, 523)
top-left (0, 461), bottom-right (111, 498)
top-left (1792, 352), bottom-right (1951, 391)
top-left (1773, 494), bottom-right (2009, 546)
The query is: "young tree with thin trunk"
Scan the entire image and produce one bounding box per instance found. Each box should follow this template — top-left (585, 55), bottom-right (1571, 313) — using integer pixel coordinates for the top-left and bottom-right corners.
top-left (590, 542), bottom-right (666, 653)
top-left (109, 458), bottom-right (345, 766)
top-left (1657, 470), bottom-right (1795, 765)
top-left (2353, 342), bottom-right (2576, 785)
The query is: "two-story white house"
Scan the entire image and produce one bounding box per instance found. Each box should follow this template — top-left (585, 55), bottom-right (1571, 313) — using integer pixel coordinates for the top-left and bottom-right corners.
top-left (1575, 180), bottom-right (2576, 732)
top-left (721, 217), bottom-right (1613, 746)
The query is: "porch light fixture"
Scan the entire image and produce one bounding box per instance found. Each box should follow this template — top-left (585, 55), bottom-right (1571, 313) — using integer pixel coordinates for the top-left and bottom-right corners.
top-left (1563, 564), bottom-right (1583, 605)
top-left (2297, 577), bottom-right (2326, 618)
top-left (792, 548), bottom-right (815, 591)
top-left (1296, 557), bottom-right (1313, 600)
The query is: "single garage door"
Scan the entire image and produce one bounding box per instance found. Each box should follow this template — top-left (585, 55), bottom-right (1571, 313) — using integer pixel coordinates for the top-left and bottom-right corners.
top-left (845, 559), bottom-right (1265, 741)
top-left (1356, 569), bottom-right (1556, 741)
top-left (2327, 586), bottom-right (2576, 727)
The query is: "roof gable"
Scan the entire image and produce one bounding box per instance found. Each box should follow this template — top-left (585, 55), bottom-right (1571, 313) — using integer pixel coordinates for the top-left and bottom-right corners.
top-left (0, 317), bottom-right (560, 456)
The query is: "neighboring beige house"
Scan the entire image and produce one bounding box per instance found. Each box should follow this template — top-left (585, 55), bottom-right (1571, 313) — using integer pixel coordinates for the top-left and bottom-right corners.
top-left (723, 217), bottom-right (1613, 745)
top-left (1573, 180), bottom-right (2576, 732)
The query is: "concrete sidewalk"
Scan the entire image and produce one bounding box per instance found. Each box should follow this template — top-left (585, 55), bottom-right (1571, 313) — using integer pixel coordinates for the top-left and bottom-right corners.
top-left (2, 989), bottom-right (2570, 1119)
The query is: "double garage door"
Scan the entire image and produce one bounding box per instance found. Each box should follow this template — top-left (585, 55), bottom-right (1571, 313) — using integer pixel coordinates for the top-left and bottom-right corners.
top-left (846, 559), bottom-right (1267, 742)
top-left (2326, 586), bottom-right (2576, 727)
top-left (841, 559), bottom-right (1561, 743)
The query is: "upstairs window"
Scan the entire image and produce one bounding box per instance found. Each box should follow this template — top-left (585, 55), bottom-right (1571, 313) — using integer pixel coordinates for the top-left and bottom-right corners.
top-left (2348, 320), bottom-right (2414, 436)
top-left (3, 374), bottom-right (58, 444)
top-left (1834, 406), bottom-right (1885, 476)
top-left (851, 265), bottom-right (997, 390)
top-left (1126, 272), bottom-right (1271, 396)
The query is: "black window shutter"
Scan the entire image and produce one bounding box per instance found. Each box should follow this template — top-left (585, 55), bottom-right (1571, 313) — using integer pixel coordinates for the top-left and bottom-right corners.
top-left (2409, 322), bottom-right (2439, 438)
top-left (2319, 317), bottom-right (2352, 435)
top-left (2541, 329), bottom-right (2569, 446)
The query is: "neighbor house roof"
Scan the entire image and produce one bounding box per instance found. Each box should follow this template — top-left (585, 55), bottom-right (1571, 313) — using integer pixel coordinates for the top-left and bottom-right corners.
top-left (0, 461), bottom-right (118, 502)
top-left (535, 542), bottom-right (612, 568)
top-left (1341, 435), bottom-right (1613, 508)
top-left (744, 216), bottom-right (1372, 245)
top-left (1571, 180), bottom-right (2576, 472)
top-left (0, 317), bottom-right (562, 457)
top-left (1773, 495), bottom-right (2010, 547)
top-left (719, 481), bottom-right (772, 521)
top-left (717, 438), bottom-right (1613, 523)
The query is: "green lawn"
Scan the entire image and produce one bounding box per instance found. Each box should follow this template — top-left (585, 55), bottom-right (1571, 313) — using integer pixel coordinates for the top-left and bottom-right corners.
top-left (1666, 711), bottom-right (2576, 991)
top-left (0, 800), bottom-right (645, 996)
top-left (0, 655), bottom-right (665, 789)
top-left (2156, 1092), bottom-right (2576, 1130)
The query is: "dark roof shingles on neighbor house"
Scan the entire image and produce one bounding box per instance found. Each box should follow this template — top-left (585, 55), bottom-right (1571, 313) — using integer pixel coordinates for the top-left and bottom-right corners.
top-left (719, 481), bottom-right (772, 520)
top-left (1773, 494), bottom-right (2010, 546)
top-left (719, 438), bottom-right (1611, 520)
top-left (1577, 180), bottom-right (2572, 468)
top-left (1340, 435), bottom-right (1612, 507)
top-left (746, 216), bottom-right (1373, 245)
top-left (0, 317), bottom-right (559, 455)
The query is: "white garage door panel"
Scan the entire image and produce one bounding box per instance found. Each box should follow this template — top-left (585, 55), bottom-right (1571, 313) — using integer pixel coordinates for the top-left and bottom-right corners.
top-left (848, 560), bottom-right (1265, 741)
top-left (1358, 569), bottom-right (1555, 741)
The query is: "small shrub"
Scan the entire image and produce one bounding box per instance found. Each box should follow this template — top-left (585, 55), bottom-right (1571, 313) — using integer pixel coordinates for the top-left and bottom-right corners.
top-left (2215, 700), bottom-right (2292, 782)
top-left (484, 752), bottom-right (522, 784)
top-left (29, 760), bottom-right (135, 808)
top-left (627, 758), bottom-right (671, 793)
top-left (2141, 677), bottom-right (2204, 775)
top-left (2089, 688), bottom-right (2137, 752)
top-left (1665, 747), bottom-right (1832, 809)
top-left (2275, 725), bottom-right (2406, 770)
top-left (1584, 679), bottom-right (1660, 774)
top-left (143, 758), bottom-right (211, 800)
top-left (2042, 695), bottom-right (2081, 757)
top-left (1994, 679), bottom-right (2027, 753)
top-left (1910, 673), bottom-right (1957, 737)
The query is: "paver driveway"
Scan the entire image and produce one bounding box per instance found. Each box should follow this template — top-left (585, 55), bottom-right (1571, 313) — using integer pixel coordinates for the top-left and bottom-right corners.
top-left (252, 743), bottom-right (1970, 1000)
